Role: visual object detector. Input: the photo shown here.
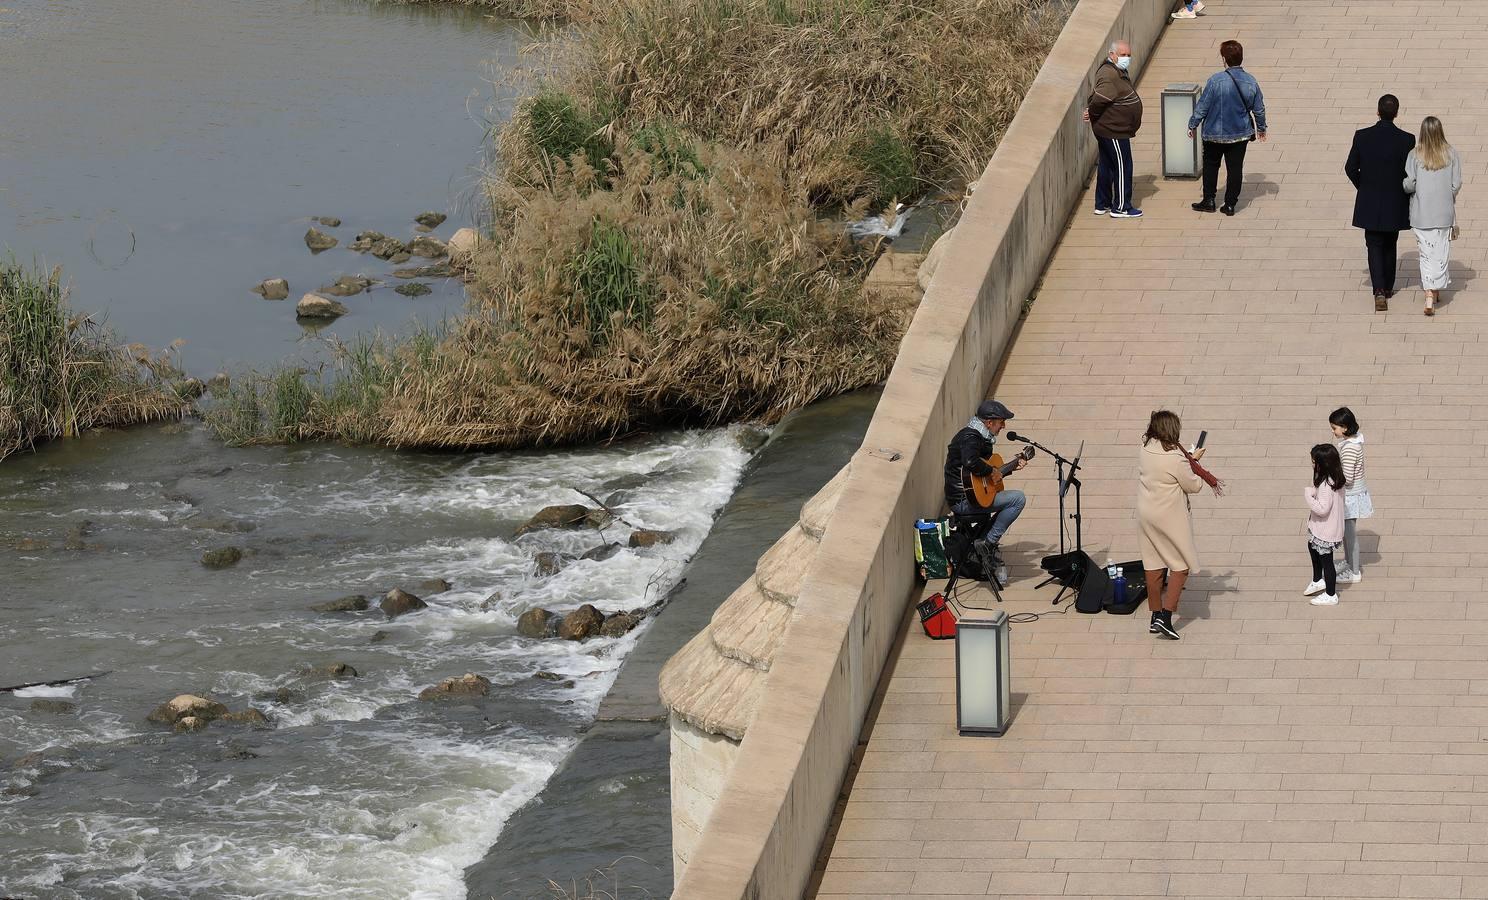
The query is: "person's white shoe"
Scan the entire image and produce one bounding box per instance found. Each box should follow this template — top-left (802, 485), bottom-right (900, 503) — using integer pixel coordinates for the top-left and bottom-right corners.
top-left (1310, 593), bottom-right (1339, 606)
top-left (1171, 7), bottom-right (1198, 18)
top-left (1337, 570), bottom-right (1362, 585)
top-left (1302, 579), bottom-right (1326, 596)
top-left (1192, 0), bottom-right (1205, 11)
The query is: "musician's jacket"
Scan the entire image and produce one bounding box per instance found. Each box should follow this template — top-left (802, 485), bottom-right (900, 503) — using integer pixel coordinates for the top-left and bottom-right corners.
top-left (944, 419), bottom-right (997, 510)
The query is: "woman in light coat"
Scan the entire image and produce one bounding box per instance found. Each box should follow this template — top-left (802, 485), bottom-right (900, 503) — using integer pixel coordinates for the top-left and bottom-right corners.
top-left (1137, 410), bottom-right (1221, 640)
top-left (1403, 116), bottom-right (1462, 316)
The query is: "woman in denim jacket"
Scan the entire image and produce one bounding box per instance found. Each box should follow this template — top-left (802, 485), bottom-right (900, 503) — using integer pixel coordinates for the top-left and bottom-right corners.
top-left (1187, 40), bottom-right (1269, 216)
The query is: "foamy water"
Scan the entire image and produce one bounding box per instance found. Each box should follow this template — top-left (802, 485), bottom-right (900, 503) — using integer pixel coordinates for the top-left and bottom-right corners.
top-left (0, 423), bottom-right (753, 898)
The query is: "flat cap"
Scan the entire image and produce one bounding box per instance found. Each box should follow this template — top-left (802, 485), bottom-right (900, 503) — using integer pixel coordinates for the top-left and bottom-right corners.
top-left (975, 399), bottom-right (1015, 420)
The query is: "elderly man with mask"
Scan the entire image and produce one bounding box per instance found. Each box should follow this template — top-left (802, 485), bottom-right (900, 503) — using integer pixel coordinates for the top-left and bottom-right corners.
top-left (1084, 39), bottom-right (1144, 218)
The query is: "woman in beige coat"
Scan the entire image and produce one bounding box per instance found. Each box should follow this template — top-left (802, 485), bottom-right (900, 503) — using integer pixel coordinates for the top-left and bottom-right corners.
top-left (1137, 410), bottom-right (1216, 640)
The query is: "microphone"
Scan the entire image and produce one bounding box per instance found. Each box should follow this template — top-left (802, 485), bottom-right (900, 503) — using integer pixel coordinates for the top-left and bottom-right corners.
top-left (1005, 431), bottom-right (1029, 443)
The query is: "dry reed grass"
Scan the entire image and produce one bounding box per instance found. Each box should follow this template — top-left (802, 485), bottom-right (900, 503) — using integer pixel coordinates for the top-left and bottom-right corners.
top-left (0, 263), bottom-right (191, 462)
top-left (211, 0), bottom-right (1063, 449)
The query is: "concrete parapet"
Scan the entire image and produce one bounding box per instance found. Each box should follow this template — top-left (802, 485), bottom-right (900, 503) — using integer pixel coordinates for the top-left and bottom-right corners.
top-left (665, 0), bottom-right (1176, 897)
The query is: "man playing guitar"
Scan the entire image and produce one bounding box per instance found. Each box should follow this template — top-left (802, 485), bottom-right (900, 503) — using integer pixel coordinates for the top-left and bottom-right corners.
top-left (943, 399), bottom-right (1029, 580)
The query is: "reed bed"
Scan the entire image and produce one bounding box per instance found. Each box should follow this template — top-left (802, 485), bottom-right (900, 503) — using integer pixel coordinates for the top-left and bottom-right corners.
top-left (213, 0), bottom-right (1063, 449)
top-left (0, 263), bottom-right (190, 461)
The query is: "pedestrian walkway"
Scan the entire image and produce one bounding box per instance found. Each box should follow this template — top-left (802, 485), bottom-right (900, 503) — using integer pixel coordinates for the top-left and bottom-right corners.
top-left (813, 1), bottom-right (1488, 897)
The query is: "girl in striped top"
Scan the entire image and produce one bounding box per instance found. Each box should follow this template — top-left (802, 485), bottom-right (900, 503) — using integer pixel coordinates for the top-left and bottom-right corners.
top-left (1329, 407), bottom-right (1374, 583)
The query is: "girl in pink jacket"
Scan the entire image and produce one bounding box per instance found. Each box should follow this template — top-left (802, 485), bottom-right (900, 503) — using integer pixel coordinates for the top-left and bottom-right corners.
top-left (1304, 444), bottom-right (1347, 606)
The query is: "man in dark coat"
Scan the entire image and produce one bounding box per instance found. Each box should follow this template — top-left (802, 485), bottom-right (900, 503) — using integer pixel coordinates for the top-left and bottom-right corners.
top-left (1345, 94), bottom-right (1416, 310)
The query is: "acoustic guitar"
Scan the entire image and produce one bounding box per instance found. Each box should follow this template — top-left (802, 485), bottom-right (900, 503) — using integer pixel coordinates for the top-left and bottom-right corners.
top-left (970, 445), bottom-right (1035, 507)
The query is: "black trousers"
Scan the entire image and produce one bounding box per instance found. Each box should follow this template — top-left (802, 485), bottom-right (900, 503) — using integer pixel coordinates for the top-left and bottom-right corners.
top-left (1201, 140), bottom-right (1248, 207)
top-left (1364, 229), bottom-right (1400, 295)
top-left (1308, 542), bottom-right (1337, 596)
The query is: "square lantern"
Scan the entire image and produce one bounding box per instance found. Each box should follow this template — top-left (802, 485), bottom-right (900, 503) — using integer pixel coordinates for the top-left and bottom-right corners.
top-left (1161, 83), bottom-right (1203, 178)
top-left (955, 610), bottom-right (1011, 736)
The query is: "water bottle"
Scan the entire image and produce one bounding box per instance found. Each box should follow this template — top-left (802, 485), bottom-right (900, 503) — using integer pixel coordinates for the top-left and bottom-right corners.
top-left (1112, 563), bottom-right (1127, 605)
top-left (1106, 559), bottom-right (1117, 579)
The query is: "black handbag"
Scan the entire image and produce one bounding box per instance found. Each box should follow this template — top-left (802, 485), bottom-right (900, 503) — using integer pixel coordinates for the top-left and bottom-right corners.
top-left (1225, 70), bottom-right (1259, 142)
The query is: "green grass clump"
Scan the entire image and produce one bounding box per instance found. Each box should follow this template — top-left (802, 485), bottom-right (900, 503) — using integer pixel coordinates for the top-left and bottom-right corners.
top-left (0, 262), bottom-right (188, 461)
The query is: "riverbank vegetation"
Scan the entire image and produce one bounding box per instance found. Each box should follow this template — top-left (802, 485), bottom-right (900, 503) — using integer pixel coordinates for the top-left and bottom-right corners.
top-left (212, 0), bottom-right (1064, 449)
top-left (0, 263), bottom-right (190, 462)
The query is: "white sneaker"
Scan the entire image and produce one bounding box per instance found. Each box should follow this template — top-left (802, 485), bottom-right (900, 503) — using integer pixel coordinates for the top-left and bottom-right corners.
top-left (1302, 579), bottom-right (1326, 596)
top-left (1337, 570), bottom-right (1362, 584)
top-left (1193, 0), bottom-right (1205, 11)
top-left (1171, 7), bottom-right (1198, 18)
top-left (1310, 593), bottom-right (1339, 606)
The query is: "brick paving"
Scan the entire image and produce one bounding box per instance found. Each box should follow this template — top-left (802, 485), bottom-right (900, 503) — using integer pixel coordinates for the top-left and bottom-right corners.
top-left (814, 1), bottom-right (1488, 897)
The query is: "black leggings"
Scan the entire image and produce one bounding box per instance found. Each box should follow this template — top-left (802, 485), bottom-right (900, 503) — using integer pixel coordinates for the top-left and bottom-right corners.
top-left (1308, 543), bottom-right (1337, 595)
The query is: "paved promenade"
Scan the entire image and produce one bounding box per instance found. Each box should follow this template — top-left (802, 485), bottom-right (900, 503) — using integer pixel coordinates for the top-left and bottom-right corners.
top-left (814, 1), bottom-right (1488, 897)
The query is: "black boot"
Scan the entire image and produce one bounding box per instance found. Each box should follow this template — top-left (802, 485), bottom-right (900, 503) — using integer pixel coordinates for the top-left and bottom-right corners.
top-left (1149, 610), bottom-right (1161, 634)
top-left (1154, 610), bottom-right (1180, 640)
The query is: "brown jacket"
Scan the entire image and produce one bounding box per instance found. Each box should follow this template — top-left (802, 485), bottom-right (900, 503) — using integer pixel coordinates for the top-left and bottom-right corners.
top-left (1087, 61), bottom-right (1143, 140)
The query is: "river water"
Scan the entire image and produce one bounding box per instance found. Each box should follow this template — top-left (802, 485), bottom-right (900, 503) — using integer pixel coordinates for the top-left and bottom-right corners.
top-left (0, 3), bottom-right (768, 898)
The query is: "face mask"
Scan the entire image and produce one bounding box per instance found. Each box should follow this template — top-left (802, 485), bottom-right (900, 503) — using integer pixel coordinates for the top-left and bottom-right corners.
top-left (1115, 55), bottom-right (1132, 71)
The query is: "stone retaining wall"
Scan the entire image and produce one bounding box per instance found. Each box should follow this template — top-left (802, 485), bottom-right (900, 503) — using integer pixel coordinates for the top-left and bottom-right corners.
top-left (667, 1), bottom-right (1177, 896)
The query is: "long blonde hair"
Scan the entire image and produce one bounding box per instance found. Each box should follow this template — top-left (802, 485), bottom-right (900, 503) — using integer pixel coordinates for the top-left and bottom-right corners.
top-left (1417, 116), bottom-right (1452, 171)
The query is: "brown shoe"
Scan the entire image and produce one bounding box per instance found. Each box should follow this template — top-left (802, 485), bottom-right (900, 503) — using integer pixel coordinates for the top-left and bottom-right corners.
top-left (1374, 293), bottom-right (1388, 311)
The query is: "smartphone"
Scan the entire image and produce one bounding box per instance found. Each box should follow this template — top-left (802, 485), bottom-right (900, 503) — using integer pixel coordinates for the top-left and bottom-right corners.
top-left (1191, 430), bottom-right (1207, 453)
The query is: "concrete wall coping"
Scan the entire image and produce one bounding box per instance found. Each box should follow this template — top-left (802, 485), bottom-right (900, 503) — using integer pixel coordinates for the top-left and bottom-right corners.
top-left (670, 1), bottom-right (1175, 896)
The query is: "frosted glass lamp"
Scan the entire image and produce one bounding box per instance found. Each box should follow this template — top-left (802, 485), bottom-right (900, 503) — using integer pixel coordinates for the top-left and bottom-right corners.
top-left (955, 610), bottom-right (1011, 736)
top-left (1161, 83), bottom-right (1203, 178)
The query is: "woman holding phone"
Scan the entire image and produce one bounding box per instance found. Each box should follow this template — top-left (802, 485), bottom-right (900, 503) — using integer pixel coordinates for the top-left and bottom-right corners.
top-left (1136, 411), bottom-right (1224, 639)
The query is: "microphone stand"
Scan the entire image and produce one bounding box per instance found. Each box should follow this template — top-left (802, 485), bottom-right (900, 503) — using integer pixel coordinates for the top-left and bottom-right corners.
top-left (1016, 437), bottom-right (1084, 604)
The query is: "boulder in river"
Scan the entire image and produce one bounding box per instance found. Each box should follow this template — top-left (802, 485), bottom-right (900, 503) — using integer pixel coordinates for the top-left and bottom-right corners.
top-left (296, 293), bottom-right (349, 320)
top-left (408, 578), bottom-right (452, 596)
top-left (407, 235), bottom-right (448, 259)
top-left (388, 251), bottom-right (411, 264)
top-left (369, 630), bottom-right (390, 644)
top-left (394, 282), bottom-right (431, 297)
top-left (381, 588), bottom-right (427, 620)
top-left (253, 278), bottom-right (290, 300)
top-left (314, 216), bottom-right (342, 227)
top-left (30, 699), bottom-right (76, 714)
top-left (414, 211), bottom-right (447, 230)
top-left (514, 504), bottom-right (591, 537)
top-left (628, 529), bottom-right (675, 549)
top-left (15, 537), bottom-right (50, 551)
top-left (147, 694), bottom-right (229, 726)
top-left (418, 673), bottom-right (491, 701)
top-left (349, 230), bottom-right (386, 252)
top-left (392, 262), bottom-right (453, 280)
top-left (369, 237), bottom-right (406, 260)
top-left (320, 275), bottom-right (374, 297)
top-left (312, 594), bottom-right (368, 613)
top-left (517, 607), bottom-right (557, 639)
top-left (255, 687), bottom-right (304, 705)
top-left (175, 716), bottom-right (210, 733)
top-left (533, 552), bottom-right (567, 578)
top-left (218, 708), bottom-right (272, 728)
top-left (447, 227), bottom-right (479, 262)
top-left (557, 604), bottom-right (604, 641)
top-left (532, 670), bottom-right (565, 682)
top-left (581, 542), bottom-right (623, 562)
top-left (304, 227), bottom-right (338, 253)
top-left (303, 662), bottom-right (359, 678)
top-left (600, 612), bottom-right (642, 638)
top-left (64, 520), bottom-right (94, 551)
top-left (201, 546), bottom-right (244, 569)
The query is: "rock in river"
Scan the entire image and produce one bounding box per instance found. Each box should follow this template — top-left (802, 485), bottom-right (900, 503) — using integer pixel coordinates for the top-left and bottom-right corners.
top-left (311, 594), bottom-right (368, 613)
top-left (517, 607), bottom-right (558, 639)
top-left (381, 588), bottom-right (427, 620)
top-left (349, 230), bottom-right (386, 252)
top-left (409, 578), bottom-right (452, 596)
top-left (320, 275), bottom-right (374, 297)
top-left (148, 694), bottom-right (229, 726)
top-left (533, 552), bottom-right (567, 578)
top-left (253, 278), bottom-right (290, 300)
top-left (201, 546), bottom-right (244, 569)
top-left (394, 282), bottom-right (431, 297)
top-left (314, 216), bottom-right (342, 227)
top-left (30, 699), bottom-right (76, 714)
top-left (447, 227), bottom-right (479, 262)
top-left (303, 662), bottom-right (359, 679)
top-left (296, 293), bottom-right (349, 320)
top-left (407, 235), bottom-right (448, 259)
top-left (218, 708), bottom-right (272, 728)
top-left (369, 237), bottom-right (406, 260)
top-left (392, 262), bottom-right (453, 280)
top-left (514, 504), bottom-right (592, 537)
top-left (414, 211), bottom-right (447, 230)
top-left (558, 604), bottom-right (604, 641)
top-left (628, 529), bottom-right (675, 549)
top-left (304, 227), bottom-right (338, 252)
top-left (581, 542), bottom-right (623, 562)
top-left (600, 612), bottom-right (641, 638)
top-left (418, 673), bottom-right (491, 701)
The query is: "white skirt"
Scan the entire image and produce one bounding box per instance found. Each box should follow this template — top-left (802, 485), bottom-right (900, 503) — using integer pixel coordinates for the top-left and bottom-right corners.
top-left (1414, 226), bottom-right (1452, 291)
top-left (1345, 480), bottom-right (1374, 520)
